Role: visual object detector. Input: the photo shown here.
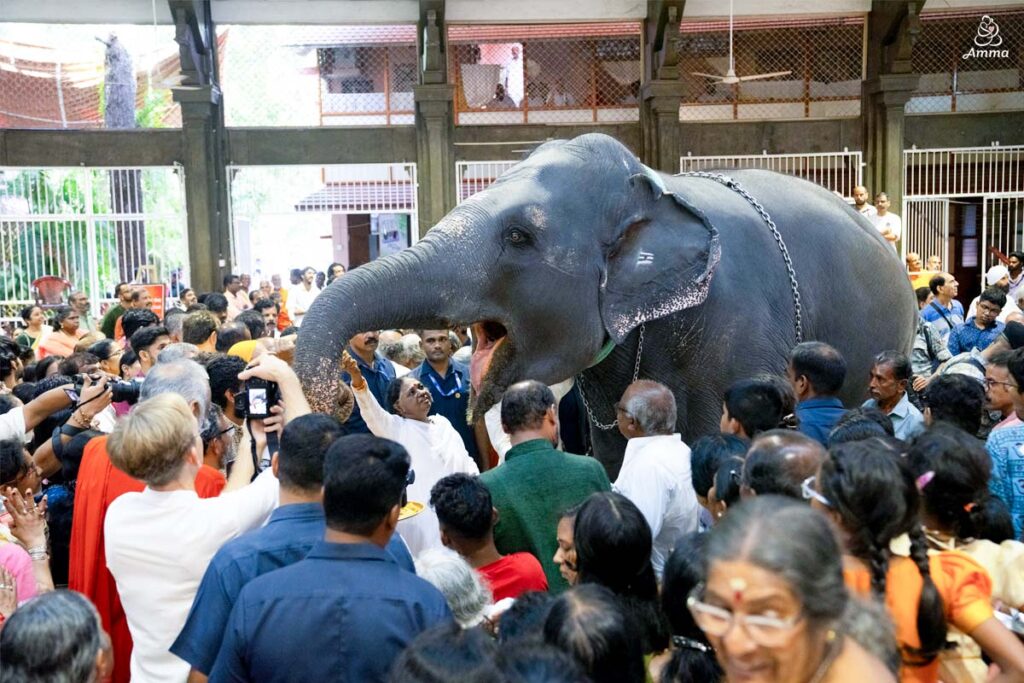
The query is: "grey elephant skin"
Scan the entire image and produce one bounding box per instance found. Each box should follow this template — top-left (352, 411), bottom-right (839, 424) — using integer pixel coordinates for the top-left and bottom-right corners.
top-left (294, 134), bottom-right (916, 478)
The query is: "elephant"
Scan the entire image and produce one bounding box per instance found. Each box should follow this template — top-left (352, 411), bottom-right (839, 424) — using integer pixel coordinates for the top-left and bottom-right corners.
top-left (294, 133), bottom-right (917, 478)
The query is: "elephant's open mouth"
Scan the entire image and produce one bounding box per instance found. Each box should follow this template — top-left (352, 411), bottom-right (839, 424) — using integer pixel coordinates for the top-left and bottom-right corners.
top-left (470, 321), bottom-right (509, 394)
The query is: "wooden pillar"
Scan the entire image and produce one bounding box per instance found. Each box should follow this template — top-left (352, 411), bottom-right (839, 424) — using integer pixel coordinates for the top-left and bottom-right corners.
top-left (415, 0), bottom-right (455, 233)
top-left (641, 0), bottom-right (685, 172)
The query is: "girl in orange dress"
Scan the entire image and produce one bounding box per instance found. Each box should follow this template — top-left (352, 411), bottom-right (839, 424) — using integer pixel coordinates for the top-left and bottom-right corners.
top-left (812, 440), bottom-right (1024, 683)
top-left (907, 423), bottom-right (1024, 682)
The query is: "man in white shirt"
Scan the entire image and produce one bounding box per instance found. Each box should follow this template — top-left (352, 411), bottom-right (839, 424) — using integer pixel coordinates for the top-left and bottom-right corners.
top-left (612, 380), bottom-right (699, 579)
top-left (852, 185), bottom-right (876, 218)
top-left (287, 266), bottom-right (321, 327)
top-left (872, 192), bottom-right (901, 251)
top-left (104, 393), bottom-right (279, 683)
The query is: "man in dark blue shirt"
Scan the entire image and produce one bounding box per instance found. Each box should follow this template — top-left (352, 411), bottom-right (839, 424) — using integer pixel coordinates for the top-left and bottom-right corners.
top-left (410, 329), bottom-right (482, 469)
top-left (787, 341), bottom-right (849, 446)
top-left (342, 331), bottom-right (397, 434)
top-left (171, 415), bottom-right (415, 678)
top-left (208, 434), bottom-right (451, 683)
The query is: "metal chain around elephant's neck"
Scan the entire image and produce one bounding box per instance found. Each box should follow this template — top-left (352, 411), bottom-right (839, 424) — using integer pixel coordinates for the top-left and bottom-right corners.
top-left (677, 171), bottom-right (804, 343)
top-left (577, 323), bottom-right (645, 431)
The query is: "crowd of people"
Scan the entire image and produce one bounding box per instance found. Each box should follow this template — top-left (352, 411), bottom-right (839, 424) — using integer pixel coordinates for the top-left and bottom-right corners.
top-left (3, 248), bottom-right (1024, 683)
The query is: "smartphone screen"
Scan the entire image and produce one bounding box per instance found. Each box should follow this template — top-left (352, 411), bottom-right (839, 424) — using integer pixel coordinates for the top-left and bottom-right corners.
top-left (64, 388), bottom-right (80, 403)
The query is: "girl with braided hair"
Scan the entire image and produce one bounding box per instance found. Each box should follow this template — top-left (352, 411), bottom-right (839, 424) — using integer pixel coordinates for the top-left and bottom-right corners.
top-left (813, 438), bottom-right (1024, 683)
top-left (907, 423), bottom-right (1024, 682)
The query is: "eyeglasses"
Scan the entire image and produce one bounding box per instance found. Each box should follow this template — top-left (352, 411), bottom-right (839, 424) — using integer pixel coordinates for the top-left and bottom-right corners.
top-left (218, 424), bottom-right (237, 438)
top-left (801, 476), bottom-right (832, 508)
top-left (687, 584), bottom-right (803, 648)
top-left (985, 378), bottom-right (1018, 390)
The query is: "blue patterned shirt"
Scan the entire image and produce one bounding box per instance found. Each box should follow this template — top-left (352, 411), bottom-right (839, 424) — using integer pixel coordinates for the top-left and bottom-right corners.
top-left (947, 319), bottom-right (1005, 356)
top-left (986, 423), bottom-right (1024, 536)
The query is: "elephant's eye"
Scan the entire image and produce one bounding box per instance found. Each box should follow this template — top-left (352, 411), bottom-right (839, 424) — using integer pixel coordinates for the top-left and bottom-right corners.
top-left (507, 228), bottom-right (529, 245)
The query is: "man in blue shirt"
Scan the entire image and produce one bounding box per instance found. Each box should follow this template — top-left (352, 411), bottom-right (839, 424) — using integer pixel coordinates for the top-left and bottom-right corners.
top-left (410, 329), bottom-right (482, 469)
top-left (787, 341), bottom-right (848, 446)
top-left (948, 287), bottom-right (1007, 356)
top-left (171, 415), bottom-right (415, 678)
top-left (342, 331), bottom-right (396, 434)
top-left (988, 348), bottom-right (1024, 536)
top-left (209, 434), bottom-right (451, 682)
top-left (921, 272), bottom-right (965, 342)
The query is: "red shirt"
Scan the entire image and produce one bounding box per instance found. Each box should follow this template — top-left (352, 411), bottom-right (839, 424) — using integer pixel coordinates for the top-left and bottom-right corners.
top-left (69, 437), bottom-right (225, 683)
top-left (477, 552), bottom-right (548, 601)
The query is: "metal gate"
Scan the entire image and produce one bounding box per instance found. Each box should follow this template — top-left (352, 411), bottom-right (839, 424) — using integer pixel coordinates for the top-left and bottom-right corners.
top-left (679, 150), bottom-right (863, 200)
top-left (455, 160), bottom-right (518, 204)
top-left (227, 163), bottom-right (418, 282)
top-left (983, 196), bottom-right (1024, 271)
top-left (903, 146), bottom-right (1024, 273)
top-left (903, 198), bottom-right (950, 267)
top-left (0, 166), bottom-right (189, 320)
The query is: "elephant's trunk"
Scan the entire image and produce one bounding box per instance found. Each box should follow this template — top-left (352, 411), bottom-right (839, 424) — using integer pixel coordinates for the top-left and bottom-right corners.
top-left (294, 234), bottom-right (479, 415)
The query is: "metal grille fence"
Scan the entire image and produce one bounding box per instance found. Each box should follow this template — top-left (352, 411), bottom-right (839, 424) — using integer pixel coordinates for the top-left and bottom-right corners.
top-left (904, 146), bottom-right (1024, 197)
top-left (0, 167), bottom-right (189, 319)
top-left (908, 8), bottom-right (1024, 114)
top-left (679, 151), bottom-right (863, 200)
top-left (903, 199), bottom-right (950, 271)
top-left (678, 15), bottom-right (864, 121)
top-left (220, 25), bottom-right (417, 127)
top-left (0, 24), bottom-right (181, 129)
top-left (227, 164), bottom-right (418, 284)
top-left (455, 161), bottom-right (519, 204)
top-left (447, 23), bottom-right (642, 126)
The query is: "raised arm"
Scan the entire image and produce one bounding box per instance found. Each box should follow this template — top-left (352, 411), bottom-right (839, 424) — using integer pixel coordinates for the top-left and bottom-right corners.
top-left (341, 350), bottom-right (400, 438)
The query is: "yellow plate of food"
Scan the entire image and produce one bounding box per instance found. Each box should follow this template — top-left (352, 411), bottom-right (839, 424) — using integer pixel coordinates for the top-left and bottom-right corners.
top-left (399, 501), bottom-right (424, 521)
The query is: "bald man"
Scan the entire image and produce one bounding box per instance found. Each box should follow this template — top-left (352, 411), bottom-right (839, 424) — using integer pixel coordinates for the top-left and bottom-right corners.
top-left (739, 429), bottom-right (826, 501)
top-left (613, 380), bottom-right (700, 579)
top-left (852, 185), bottom-right (877, 218)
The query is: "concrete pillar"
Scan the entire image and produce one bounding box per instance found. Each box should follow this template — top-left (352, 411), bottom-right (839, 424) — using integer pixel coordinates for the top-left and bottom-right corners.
top-left (414, 85), bottom-right (455, 233)
top-left (864, 73), bottom-right (918, 213)
top-left (173, 85), bottom-right (230, 292)
top-left (642, 82), bottom-right (685, 173)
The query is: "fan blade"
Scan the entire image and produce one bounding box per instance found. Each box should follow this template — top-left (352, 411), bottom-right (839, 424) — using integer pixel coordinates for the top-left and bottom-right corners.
top-left (690, 72), bottom-right (725, 80)
top-left (736, 71), bottom-right (793, 82)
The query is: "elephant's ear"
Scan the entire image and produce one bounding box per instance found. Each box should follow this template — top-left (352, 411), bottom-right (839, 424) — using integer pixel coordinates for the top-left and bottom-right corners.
top-left (600, 164), bottom-right (721, 344)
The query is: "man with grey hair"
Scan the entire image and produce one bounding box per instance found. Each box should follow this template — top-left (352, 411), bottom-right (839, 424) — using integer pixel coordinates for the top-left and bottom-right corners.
top-left (157, 342), bottom-right (199, 364)
top-left (613, 379), bottom-right (699, 579)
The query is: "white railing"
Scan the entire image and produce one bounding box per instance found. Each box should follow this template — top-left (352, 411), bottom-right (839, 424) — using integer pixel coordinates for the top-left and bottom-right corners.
top-left (904, 145), bottom-right (1024, 199)
top-left (679, 150), bottom-right (863, 200)
top-left (455, 160), bottom-right (519, 204)
top-left (0, 166), bottom-right (189, 316)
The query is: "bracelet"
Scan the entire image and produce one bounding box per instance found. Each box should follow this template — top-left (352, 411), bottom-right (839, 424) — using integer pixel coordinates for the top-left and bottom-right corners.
top-left (26, 546), bottom-right (48, 561)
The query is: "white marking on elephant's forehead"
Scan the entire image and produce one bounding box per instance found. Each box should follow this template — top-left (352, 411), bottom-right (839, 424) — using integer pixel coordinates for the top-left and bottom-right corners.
top-left (526, 205), bottom-right (548, 229)
top-left (437, 212), bottom-right (473, 238)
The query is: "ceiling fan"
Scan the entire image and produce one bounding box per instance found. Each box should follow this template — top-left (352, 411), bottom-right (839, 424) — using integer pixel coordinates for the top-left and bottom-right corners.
top-left (690, 0), bottom-right (792, 84)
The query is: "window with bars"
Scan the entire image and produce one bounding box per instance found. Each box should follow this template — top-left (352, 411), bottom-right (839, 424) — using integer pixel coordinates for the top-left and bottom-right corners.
top-left (678, 16), bottom-right (864, 121)
top-left (447, 23), bottom-right (642, 126)
top-left (908, 8), bottom-right (1023, 114)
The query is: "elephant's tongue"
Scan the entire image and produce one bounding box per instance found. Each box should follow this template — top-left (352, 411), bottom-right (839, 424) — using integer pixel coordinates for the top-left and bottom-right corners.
top-left (470, 325), bottom-right (504, 393)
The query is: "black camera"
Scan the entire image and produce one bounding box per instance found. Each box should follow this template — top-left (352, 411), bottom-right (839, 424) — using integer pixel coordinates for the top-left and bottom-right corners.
top-left (234, 377), bottom-right (278, 420)
top-left (72, 374), bottom-right (143, 405)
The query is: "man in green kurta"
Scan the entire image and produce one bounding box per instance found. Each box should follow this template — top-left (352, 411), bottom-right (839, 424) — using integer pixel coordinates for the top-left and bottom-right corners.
top-left (480, 380), bottom-right (610, 592)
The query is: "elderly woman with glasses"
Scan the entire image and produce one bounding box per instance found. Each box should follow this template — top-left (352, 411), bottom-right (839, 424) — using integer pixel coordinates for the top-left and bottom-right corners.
top-left (691, 495), bottom-right (894, 683)
top-left (811, 439), bottom-right (1024, 683)
top-left (341, 349), bottom-right (478, 558)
